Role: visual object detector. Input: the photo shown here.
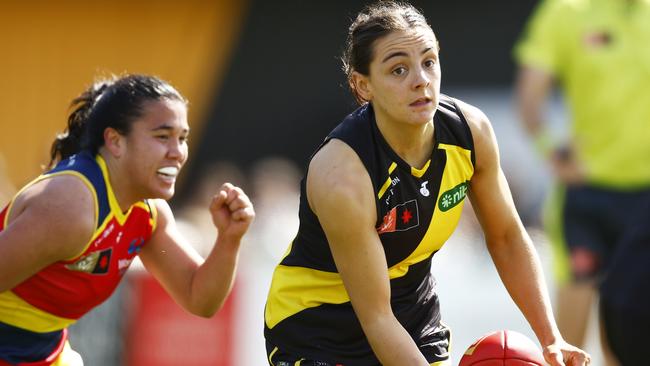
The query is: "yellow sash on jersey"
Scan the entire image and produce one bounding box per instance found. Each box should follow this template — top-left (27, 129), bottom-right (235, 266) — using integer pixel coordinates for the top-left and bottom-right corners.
top-left (0, 290), bottom-right (75, 332)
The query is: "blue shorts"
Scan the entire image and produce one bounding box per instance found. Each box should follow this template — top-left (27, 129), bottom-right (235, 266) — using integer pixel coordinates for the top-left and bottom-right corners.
top-left (561, 185), bottom-right (650, 281)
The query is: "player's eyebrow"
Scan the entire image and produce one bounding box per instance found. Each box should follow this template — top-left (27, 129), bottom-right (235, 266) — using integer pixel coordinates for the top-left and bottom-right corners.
top-left (381, 47), bottom-right (433, 63)
top-left (150, 124), bottom-right (190, 134)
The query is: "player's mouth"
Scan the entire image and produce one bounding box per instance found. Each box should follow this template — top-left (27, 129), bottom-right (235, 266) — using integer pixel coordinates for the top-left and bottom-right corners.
top-left (409, 97), bottom-right (432, 107)
top-left (157, 166), bottom-right (180, 183)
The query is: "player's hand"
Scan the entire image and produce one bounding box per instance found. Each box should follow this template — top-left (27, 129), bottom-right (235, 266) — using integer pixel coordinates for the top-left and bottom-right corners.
top-left (543, 340), bottom-right (591, 366)
top-left (550, 145), bottom-right (585, 185)
top-left (209, 183), bottom-right (255, 244)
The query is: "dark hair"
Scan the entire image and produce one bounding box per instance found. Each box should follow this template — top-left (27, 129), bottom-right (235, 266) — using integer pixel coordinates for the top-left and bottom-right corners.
top-left (342, 1), bottom-right (434, 104)
top-left (48, 74), bottom-right (187, 168)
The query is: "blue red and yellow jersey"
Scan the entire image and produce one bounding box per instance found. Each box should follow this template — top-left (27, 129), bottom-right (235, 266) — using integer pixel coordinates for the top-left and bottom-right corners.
top-left (0, 151), bottom-right (156, 364)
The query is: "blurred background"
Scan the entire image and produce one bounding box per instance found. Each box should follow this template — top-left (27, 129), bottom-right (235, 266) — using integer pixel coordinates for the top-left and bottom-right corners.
top-left (0, 0), bottom-right (604, 365)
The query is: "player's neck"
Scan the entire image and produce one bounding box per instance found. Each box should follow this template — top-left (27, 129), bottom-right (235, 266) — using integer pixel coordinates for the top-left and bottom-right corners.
top-left (375, 115), bottom-right (434, 169)
top-left (99, 152), bottom-right (140, 213)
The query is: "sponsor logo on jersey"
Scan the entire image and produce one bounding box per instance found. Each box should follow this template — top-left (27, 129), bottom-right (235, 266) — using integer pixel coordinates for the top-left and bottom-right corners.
top-left (377, 199), bottom-right (419, 234)
top-left (128, 237), bottom-right (145, 255)
top-left (65, 248), bottom-right (112, 274)
top-left (420, 181), bottom-right (430, 197)
top-left (438, 181), bottom-right (469, 212)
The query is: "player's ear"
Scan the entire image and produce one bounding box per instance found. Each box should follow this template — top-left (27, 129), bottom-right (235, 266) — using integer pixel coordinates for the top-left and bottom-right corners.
top-left (103, 127), bottom-right (125, 158)
top-left (350, 71), bottom-right (372, 103)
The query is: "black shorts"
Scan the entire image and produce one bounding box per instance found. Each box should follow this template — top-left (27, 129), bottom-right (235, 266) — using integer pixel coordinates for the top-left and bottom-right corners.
top-left (266, 323), bottom-right (451, 366)
top-left (599, 194), bottom-right (650, 365)
top-left (562, 185), bottom-right (650, 281)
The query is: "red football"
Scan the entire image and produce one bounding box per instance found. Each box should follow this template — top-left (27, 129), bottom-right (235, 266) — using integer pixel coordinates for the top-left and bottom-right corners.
top-left (459, 330), bottom-right (545, 366)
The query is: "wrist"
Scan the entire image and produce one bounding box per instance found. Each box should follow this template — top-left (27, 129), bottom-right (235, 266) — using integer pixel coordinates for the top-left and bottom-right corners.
top-left (215, 235), bottom-right (242, 252)
top-left (538, 327), bottom-right (563, 348)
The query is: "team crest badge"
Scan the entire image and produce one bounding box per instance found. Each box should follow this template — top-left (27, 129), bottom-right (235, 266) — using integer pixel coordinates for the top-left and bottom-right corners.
top-left (377, 199), bottom-right (419, 234)
top-left (65, 248), bottom-right (112, 274)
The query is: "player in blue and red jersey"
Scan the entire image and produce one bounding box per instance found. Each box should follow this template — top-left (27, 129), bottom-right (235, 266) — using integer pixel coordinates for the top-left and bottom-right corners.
top-left (0, 74), bottom-right (254, 365)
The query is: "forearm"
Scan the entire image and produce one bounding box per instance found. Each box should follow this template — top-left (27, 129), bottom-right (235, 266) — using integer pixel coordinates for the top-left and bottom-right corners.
top-left (188, 237), bottom-right (241, 317)
top-left (515, 67), bottom-right (553, 136)
top-left (361, 313), bottom-right (429, 366)
top-left (487, 231), bottom-right (561, 347)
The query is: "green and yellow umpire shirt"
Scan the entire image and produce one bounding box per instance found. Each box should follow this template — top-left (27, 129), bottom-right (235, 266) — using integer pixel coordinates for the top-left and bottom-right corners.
top-left (514, 0), bottom-right (650, 188)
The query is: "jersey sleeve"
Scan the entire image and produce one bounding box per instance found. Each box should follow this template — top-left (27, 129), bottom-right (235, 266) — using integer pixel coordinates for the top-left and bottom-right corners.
top-left (513, 0), bottom-right (572, 75)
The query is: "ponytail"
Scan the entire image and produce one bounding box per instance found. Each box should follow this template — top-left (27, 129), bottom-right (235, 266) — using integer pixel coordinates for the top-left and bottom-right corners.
top-left (48, 81), bottom-right (111, 169)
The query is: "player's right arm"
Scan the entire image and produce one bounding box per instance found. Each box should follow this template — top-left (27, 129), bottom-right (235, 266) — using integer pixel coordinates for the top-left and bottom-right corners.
top-left (0, 175), bottom-right (95, 292)
top-left (516, 66), bottom-right (585, 184)
top-left (515, 65), bottom-right (553, 137)
top-left (307, 139), bottom-right (429, 366)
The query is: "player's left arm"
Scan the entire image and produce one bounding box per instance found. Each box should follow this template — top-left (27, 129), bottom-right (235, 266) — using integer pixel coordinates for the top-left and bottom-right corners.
top-left (457, 99), bottom-right (590, 366)
top-left (139, 183), bottom-right (254, 317)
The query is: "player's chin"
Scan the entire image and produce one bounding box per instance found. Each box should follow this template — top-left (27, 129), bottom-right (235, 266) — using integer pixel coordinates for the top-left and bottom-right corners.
top-left (407, 114), bottom-right (434, 126)
top-left (151, 186), bottom-right (176, 200)
top-left (406, 109), bottom-right (435, 124)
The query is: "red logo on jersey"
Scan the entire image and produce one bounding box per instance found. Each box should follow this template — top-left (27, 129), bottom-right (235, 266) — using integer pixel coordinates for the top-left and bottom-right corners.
top-left (377, 200), bottom-right (419, 234)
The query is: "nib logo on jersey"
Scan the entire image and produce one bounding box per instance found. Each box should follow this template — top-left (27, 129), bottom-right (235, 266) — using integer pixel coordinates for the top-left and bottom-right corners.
top-left (438, 181), bottom-right (469, 212)
top-left (65, 248), bottom-right (112, 274)
top-left (377, 199), bottom-right (419, 234)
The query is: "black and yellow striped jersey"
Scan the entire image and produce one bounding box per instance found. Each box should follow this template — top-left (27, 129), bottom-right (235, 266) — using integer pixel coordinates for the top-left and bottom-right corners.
top-left (265, 95), bottom-right (475, 365)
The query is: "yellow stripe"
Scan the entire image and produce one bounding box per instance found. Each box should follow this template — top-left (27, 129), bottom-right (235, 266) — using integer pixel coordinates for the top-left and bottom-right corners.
top-left (377, 162), bottom-right (397, 199)
top-left (96, 155), bottom-right (130, 225)
top-left (0, 290), bottom-right (76, 332)
top-left (96, 155), bottom-right (154, 228)
top-left (411, 159), bottom-right (431, 178)
top-left (294, 359), bottom-right (304, 366)
top-left (265, 265), bottom-right (348, 329)
top-left (438, 143), bottom-right (470, 155)
top-left (280, 240), bottom-right (295, 261)
top-left (388, 161), bottom-right (397, 174)
top-left (148, 199), bottom-right (158, 232)
top-left (377, 177), bottom-right (393, 199)
top-left (268, 346), bottom-right (278, 366)
top-left (430, 361), bottom-right (451, 366)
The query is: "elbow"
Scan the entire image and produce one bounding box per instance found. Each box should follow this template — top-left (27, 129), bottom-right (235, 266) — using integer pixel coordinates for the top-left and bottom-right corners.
top-left (189, 307), bottom-right (217, 319)
top-left (485, 235), bottom-right (508, 254)
top-left (189, 304), bottom-right (220, 318)
top-left (187, 300), bottom-right (225, 318)
top-left (193, 309), bottom-right (217, 319)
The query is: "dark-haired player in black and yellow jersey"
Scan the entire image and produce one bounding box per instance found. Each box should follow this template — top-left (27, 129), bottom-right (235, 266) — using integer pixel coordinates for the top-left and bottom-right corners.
top-left (264, 2), bottom-right (589, 366)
